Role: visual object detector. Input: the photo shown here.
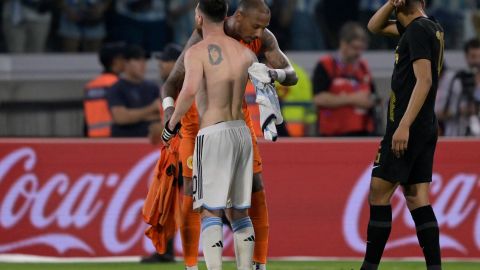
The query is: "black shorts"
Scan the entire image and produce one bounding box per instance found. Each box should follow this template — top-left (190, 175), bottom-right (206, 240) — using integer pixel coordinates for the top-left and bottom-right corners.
top-left (371, 130), bottom-right (438, 185)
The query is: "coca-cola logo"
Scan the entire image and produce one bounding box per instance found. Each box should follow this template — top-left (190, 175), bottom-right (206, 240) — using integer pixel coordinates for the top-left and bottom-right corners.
top-left (0, 147), bottom-right (235, 256)
top-left (344, 166), bottom-right (480, 254)
top-left (0, 147), bottom-right (161, 255)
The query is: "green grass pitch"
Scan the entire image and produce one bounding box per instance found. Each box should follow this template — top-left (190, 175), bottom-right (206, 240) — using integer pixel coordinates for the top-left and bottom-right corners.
top-left (1, 261), bottom-right (479, 270)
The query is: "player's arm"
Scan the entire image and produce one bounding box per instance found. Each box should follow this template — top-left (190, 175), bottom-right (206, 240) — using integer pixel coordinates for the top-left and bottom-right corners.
top-left (161, 30), bottom-right (203, 124)
top-left (168, 49), bottom-right (203, 131)
top-left (392, 59), bottom-right (432, 157)
top-left (392, 21), bottom-right (436, 157)
top-left (261, 29), bottom-right (298, 86)
top-left (398, 60), bottom-right (433, 128)
top-left (367, 0), bottom-right (404, 37)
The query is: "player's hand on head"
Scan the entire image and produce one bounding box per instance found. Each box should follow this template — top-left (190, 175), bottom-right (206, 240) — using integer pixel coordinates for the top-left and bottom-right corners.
top-left (391, 124), bottom-right (409, 158)
top-left (389, 0), bottom-right (405, 7)
top-left (162, 120), bottom-right (181, 145)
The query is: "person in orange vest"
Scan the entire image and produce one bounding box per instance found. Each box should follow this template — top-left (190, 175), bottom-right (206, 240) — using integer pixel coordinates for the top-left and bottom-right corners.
top-left (313, 21), bottom-right (378, 137)
top-left (83, 42), bottom-right (126, 137)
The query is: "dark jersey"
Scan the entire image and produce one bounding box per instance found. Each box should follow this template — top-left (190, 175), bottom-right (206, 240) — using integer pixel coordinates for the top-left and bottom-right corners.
top-left (388, 17), bottom-right (444, 135)
top-left (107, 78), bottom-right (159, 137)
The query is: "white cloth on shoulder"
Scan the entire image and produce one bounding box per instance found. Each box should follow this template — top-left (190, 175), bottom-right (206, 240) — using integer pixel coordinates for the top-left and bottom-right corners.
top-left (247, 63), bottom-right (284, 142)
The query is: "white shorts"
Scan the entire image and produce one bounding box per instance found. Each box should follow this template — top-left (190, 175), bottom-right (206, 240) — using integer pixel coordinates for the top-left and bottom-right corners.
top-left (192, 120), bottom-right (253, 211)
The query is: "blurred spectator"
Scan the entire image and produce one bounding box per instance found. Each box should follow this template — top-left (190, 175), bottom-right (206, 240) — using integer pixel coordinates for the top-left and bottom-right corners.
top-left (313, 22), bottom-right (377, 137)
top-left (84, 42), bottom-right (125, 137)
top-left (58, 0), bottom-right (110, 52)
top-left (428, 0), bottom-right (472, 49)
top-left (268, 0), bottom-right (292, 49)
top-left (106, 45), bottom-right (160, 137)
top-left (147, 43), bottom-right (182, 146)
top-left (2, 0), bottom-right (53, 52)
top-left (435, 39), bottom-right (480, 136)
top-left (435, 63), bottom-right (458, 135)
top-left (167, 0), bottom-right (195, 46)
top-left (276, 62), bottom-right (317, 137)
top-left (270, 0), bottom-right (324, 50)
top-left (155, 43), bottom-right (182, 83)
top-left (358, 0), bottom-right (396, 49)
top-left (290, 0), bottom-right (324, 50)
top-left (316, 0), bottom-right (359, 49)
top-left (112, 0), bottom-right (169, 53)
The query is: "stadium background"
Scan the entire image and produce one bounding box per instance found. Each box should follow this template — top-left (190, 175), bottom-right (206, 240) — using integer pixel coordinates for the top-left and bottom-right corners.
top-left (1, 0), bottom-right (480, 269)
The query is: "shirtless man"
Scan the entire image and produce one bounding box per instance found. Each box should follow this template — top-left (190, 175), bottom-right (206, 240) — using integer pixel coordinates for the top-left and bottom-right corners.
top-left (161, 1), bottom-right (297, 269)
top-left (162, 1), bottom-right (258, 269)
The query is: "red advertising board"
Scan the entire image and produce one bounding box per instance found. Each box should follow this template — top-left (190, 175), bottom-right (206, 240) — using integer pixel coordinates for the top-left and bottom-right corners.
top-left (0, 138), bottom-right (479, 259)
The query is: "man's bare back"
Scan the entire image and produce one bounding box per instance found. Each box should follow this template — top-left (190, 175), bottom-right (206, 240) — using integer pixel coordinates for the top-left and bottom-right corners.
top-left (189, 35), bottom-right (256, 128)
top-left (161, 2), bottom-right (257, 269)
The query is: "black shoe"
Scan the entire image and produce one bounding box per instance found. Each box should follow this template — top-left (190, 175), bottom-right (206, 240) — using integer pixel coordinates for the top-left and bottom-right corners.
top-left (140, 252), bottom-right (175, 263)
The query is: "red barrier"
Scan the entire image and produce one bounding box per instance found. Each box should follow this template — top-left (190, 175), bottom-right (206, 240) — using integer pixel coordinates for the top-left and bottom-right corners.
top-left (0, 138), bottom-right (479, 259)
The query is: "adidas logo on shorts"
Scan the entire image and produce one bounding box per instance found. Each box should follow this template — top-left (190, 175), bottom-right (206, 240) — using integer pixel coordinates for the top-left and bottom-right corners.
top-left (212, 240), bottom-right (223, 248)
top-left (244, 235), bottom-right (255, 242)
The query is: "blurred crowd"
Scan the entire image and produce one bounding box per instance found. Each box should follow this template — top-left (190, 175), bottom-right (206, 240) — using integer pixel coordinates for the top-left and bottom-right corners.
top-left (2, 0), bottom-right (480, 53)
top-left (86, 24), bottom-right (480, 140)
top-left (1, 0), bottom-right (479, 138)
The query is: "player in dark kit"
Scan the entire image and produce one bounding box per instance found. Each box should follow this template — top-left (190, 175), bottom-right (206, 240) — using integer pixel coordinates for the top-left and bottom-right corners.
top-left (361, 1), bottom-right (444, 270)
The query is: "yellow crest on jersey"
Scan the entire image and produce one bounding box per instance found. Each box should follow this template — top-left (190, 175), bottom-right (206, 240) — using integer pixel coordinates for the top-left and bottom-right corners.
top-left (389, 91), bottom-right (396, 122)
top-left (187, 156), bottom-right (193, 169)
top-left (395, 46), bottom-right (399, 64)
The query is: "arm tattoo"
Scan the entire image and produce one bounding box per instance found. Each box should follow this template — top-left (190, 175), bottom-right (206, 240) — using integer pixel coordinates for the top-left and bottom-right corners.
top-left (161, 30), bottom-right (203, 99)
top-left (262, 30), bottom-right (289, 69)
top-left (261, 29), bottom-right (298, 86)
top-left (208, 44), bottom-right (223, 65)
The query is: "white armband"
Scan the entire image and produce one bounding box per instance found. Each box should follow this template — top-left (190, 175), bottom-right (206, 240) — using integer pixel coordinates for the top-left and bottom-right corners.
top-left (162, 97), bottom-right (175, 110)
top-left (274, 69), bottom-right (286, 83)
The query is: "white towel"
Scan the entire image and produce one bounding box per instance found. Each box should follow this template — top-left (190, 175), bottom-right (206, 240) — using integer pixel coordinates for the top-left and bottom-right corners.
top-left (247, 63), bottom-right (284, 142)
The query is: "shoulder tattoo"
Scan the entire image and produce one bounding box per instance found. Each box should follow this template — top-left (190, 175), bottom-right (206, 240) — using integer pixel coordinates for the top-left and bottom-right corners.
top-left (208, 44), bottom-right (223, 65)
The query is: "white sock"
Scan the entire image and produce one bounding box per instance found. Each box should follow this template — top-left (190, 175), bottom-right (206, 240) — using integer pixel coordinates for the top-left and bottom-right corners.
top-left (201, 217), bottom-right (223, 270)
top-left (185, 266), bottom-right (199, 270)
top-left (253, 262), bottom-right (267, 270)
top-left (232, 217), bottom-right (255, 270)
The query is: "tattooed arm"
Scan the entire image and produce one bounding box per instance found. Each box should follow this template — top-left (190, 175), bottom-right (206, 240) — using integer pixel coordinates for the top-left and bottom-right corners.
top-left (261, 29), bottom-right (298, 86)
top-left (168, 48), bottom-right (203, 130)
top-left (161, 30), bottom-right (203, 125)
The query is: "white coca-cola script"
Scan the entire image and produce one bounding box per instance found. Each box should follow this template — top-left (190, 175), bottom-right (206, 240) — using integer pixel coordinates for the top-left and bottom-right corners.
top-left (0, 147), bottom-right (160, 255)
top-left (343, 166), bottom-right (480, 254)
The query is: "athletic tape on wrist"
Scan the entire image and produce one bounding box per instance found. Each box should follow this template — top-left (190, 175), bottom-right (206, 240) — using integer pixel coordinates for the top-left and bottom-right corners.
top-left (162, 97), bottom-right (175, 110)
top-left (274, 69), bottom-right (286, 83)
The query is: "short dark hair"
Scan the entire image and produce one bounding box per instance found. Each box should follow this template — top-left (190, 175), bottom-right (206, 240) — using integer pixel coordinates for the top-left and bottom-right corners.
top-left (464, 38), bottom-right (480, 54)
top-left (339, 22), bottom-right (368, 44)
top-left (198, 0), bottom-right (228, 23)
top-left (124, 44), bottom-right (146, 60)
top-left (405, 0), bottom-right (425, 8)
top-left (99, 42), bottom-right (126, 72)
top-left (237, 0), bottom-right (270, 14)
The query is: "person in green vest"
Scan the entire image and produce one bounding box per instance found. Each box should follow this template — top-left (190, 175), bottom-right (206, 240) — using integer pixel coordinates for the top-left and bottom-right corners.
top-left (276, 62), bottom-right (317, 137)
